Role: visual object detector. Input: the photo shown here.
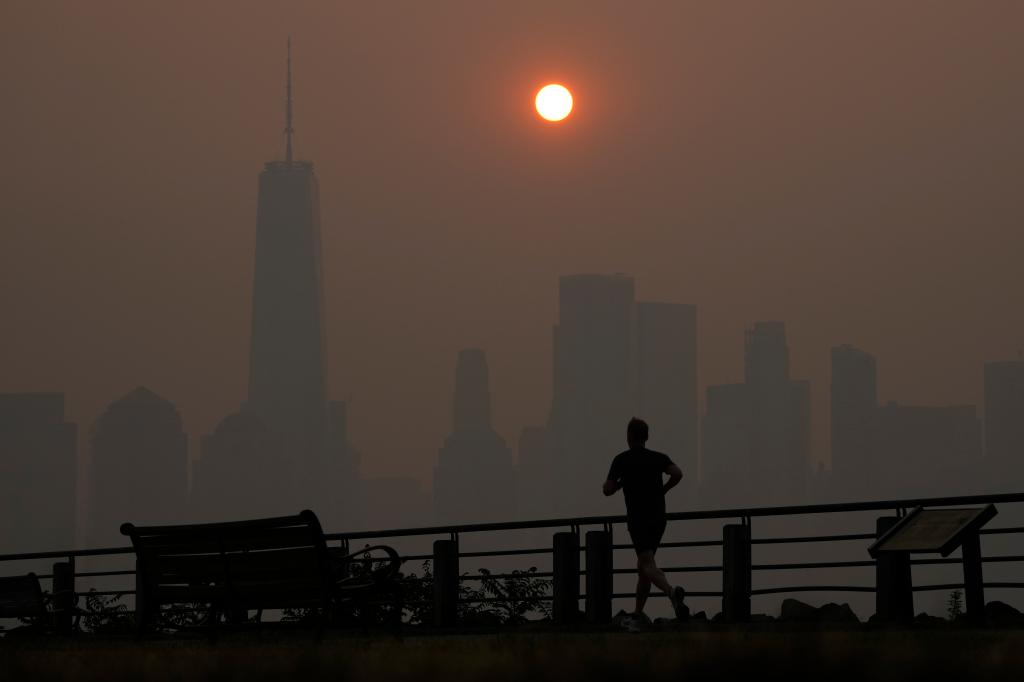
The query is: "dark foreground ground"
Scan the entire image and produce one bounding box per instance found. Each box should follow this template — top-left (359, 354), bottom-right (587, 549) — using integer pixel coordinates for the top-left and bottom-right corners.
top-left (3, 627), bottom-right (1024, 682)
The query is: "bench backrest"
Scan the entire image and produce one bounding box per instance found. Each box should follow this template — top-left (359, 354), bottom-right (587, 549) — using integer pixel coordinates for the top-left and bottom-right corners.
top-left (0, 573), bottom-right (46, 619)
top-left (120, 510), bottom-right (333, 612)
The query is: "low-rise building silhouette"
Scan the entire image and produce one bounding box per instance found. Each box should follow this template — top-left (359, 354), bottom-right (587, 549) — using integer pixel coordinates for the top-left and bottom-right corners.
top-left (0, 393), bottom-right (77, 552)
top-left (984, 359), bottom-right (1024, 488)
top-left (89, 387), bottom-right (187, 546)
top-left (701, 322), bottom-right (810, 507)
top-left (874, 402), bottom-right (982, 497)
top-left (190, 412), bottom-right (287, 522)
top-left (433, 349), bottom-right (514, 523)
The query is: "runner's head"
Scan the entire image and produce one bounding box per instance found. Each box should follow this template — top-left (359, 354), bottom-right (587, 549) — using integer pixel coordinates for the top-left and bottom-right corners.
top-left (627, 417), bottom-right (649, 449)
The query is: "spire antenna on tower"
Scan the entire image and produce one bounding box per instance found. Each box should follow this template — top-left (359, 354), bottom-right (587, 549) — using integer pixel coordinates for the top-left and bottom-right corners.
top-left (285, 36), bottom-right (294, 164)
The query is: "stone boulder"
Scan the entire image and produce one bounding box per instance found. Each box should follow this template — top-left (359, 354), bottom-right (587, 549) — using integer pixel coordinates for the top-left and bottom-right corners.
top-left (779, 598), bottom-right (860, 624)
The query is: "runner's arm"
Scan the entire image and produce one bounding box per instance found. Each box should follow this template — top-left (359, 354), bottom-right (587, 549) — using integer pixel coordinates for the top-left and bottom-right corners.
top-left (663, 463), bottom-right (683, 494)
top-left (603, 478), bottom-right (621, 496)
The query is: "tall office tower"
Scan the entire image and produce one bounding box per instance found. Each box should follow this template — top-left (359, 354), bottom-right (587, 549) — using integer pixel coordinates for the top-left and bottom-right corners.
top-left (551, 274), bottom-right (635, 514)
top-left (190, 412), bottom-right (286, 522)
top-left (831, 345), bottom-right (878, 500)
top-left (0, 394), bottom-right (76, 552)
top-left (874, 402), bottom-right (982, 498)
top-left (743, 322), bottom-right (809, 504)
top-left (700, 384), bottom-right (751, 508)
top-left (635, 302), bottom-right (698, 500)
top-left (984, 360), bottom-right (1024, 487)
top-left (240, 41), bottom-right (356, 518)
top-left (89, 387), bottom-right (187, 545)
top-left (434, 349), bottom-right (514, 523)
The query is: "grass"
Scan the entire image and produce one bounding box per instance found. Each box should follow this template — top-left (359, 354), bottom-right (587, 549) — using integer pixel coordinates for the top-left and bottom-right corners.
top-left (3, 627), bottom-right (1024, 681)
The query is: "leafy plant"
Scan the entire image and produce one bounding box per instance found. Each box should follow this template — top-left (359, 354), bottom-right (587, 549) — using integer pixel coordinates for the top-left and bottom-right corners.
top-left (80, 590), bottom-right (133, 633)
top-left (398, 560), bottom-right (551, 626)
top-left (946, 589), bottom-right (963, 620)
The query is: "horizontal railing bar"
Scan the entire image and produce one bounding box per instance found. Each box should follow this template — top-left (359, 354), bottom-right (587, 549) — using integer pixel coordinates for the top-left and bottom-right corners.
top-left (753, 561), bottom-right (876, 571)
top-left (751, 586), bottom-right (875, 595)
top-left (459, 548), bottom-right (552, 558)
top-left (76, 590), bottom-right (134, 597)
top-left (459, 596), bottom-right (555, 603)
top-left (613, 565), bottom-right (722, 574)
top-left (325, 492), bottom-right (1024, 541)
top-left (399, 555), bottom-right (433, 562)
top-left (613, 540), bottom-right (722, 550)
top-left (913, 582), bottom-right (1024, 592)
top-left (982, 555), bottom-right (1024, 563)
top-left (459, 572), bottom-right (554, 581)
top-left (613, 591), bottom-right (722, 598)
top-left (752, 533), bottom-right (876, 545)
top-left (981, 527), bottom-right (1024, 535)
top-left (0, 546), bottom-right (132, 562)
top-left (74, 570), bottom-right (136, 578)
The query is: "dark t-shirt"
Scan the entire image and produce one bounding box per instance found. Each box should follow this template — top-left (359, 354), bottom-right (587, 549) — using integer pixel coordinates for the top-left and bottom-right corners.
top-left (606, 448), bottom-right (674, 522)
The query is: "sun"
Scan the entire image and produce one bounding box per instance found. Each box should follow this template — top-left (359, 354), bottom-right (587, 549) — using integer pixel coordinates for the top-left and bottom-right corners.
top-left (535, 84), bottom-right (573, 122)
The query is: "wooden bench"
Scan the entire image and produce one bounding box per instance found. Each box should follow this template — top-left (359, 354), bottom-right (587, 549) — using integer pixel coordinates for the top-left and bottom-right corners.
top-left (121, 510), bottom-right (401, 630)
top-left (0, 573), bottom-right (47, 635)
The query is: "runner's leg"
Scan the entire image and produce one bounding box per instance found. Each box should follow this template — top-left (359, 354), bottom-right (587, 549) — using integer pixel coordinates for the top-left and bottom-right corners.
top-left (635, 569), bottom-right (652, 614)
top-left (638, 551), bottom-right (673, 596)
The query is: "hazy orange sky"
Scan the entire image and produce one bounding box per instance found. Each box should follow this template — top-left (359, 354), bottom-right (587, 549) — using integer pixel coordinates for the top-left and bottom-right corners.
top-left (2, 2), bottom-right (1022, 490)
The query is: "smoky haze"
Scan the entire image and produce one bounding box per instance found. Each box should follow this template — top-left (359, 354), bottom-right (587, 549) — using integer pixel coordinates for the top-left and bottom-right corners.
top-left (1, 1), bottom-right (1023, 554)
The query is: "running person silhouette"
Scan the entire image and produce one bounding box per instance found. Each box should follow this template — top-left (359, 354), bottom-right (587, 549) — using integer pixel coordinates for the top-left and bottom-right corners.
top-left (603, 418), bottom-right (687, 625)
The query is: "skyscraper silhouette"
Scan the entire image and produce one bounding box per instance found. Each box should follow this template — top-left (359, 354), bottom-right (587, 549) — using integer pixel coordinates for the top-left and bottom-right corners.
top-left (89, 387), bottom-right (187, 545)
top-left (551, 274), bottom-right (635, 514)
top-left (198, 39), bottom-right (361, 524)
top-left (245, 39), bottom-right (329, 508)
top-left (743, 322), bottom-right (809, 504)
top-left (433, 349), bottom-right (514, 523)
top-left (635, 302), bottom-right (698, 500)
top-left (0, 393), bottom-right (76, 552)
top-left (830, 345), bottom-right (878, 500)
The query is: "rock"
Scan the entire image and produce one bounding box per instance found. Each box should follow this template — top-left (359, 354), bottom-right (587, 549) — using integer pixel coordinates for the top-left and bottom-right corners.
top-left (914, 612), bottom-right (947, 626)
top-left (779, 598), bottom-right (859, 624)
top-left (779, 598), bottom-right (817, 622)
top-left (818, 602), bottom-right (860, 624)
top-left (986, 601), bottom-right (1024, 627)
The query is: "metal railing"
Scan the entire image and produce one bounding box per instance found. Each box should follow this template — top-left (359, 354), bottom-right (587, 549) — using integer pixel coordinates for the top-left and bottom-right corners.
top-left (2, 491), bottom-right (1023, 630)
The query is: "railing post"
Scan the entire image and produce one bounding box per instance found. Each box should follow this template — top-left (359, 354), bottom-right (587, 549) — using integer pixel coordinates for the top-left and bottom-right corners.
top-left (552, 531), bottom-right (580, 624)
top-left (134, 555), bottom-right (157, 630)
top-left (722, 523), bottom-right (751, 623)
top-left (433, 539), bottom-right (459, 627)
top-left (961, 530), bottom-right (985, 626)
top-left (584, 530), bottom-right (612, 623)
top-left (52, 560), bottom-right (75, 635)
top-left (874, 516), bottom-right (913, 624)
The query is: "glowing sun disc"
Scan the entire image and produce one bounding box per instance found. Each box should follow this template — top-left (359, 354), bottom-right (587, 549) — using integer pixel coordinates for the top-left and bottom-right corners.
top-left (535, 84), bottom-right (573, 122)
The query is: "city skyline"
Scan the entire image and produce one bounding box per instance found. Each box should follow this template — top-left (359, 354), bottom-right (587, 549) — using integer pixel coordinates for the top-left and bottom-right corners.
top-left (1, 4), bottom-right (1022, 531)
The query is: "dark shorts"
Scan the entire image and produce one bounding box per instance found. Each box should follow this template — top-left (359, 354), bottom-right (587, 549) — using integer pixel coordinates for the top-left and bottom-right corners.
top-left (627, 516), bottom-right (667, 554)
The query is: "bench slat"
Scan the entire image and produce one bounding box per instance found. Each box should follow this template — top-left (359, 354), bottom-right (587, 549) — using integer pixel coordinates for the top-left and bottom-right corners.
top-left (0, 574), bottom-right (46, 619)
